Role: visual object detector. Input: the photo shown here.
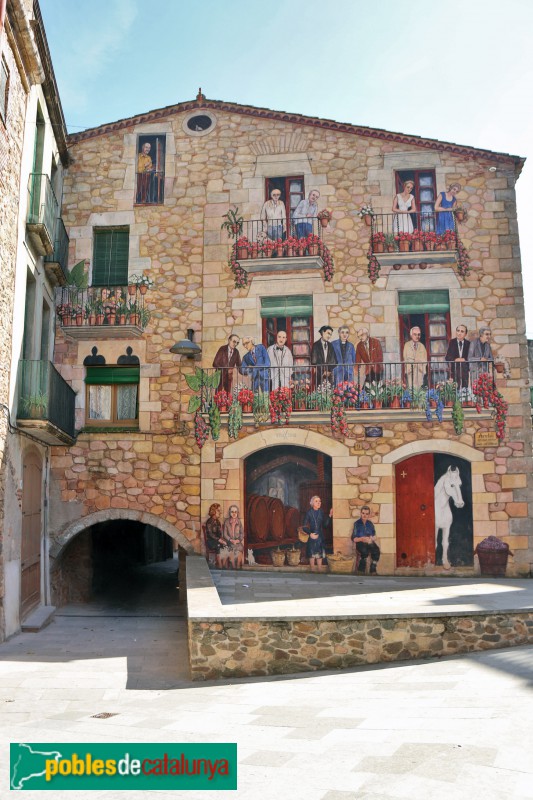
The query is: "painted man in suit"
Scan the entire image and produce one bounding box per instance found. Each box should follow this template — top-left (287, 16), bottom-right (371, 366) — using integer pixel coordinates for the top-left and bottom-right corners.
top-left (468, 326), bottom-right (494, 384)
top-left (311, 325), bottom-right (338, 385)
top-left (267, 330), bottom-right (293, 389)
top-left (212, 333), bottom-right (241, 394)
top-left (403, 326), bottom-right (428, 390)
top-left (445, 323), bottom-right (470, 388)
top-left (331, 325), bottom-right (356, 385)
top-left (240, 336), bottom-right (271, 392)
top-left (356, 327), bottom-right (383, 385)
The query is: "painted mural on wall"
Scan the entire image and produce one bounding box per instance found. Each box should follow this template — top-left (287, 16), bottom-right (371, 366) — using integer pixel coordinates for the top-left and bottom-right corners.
top-left (434, 454), bottom-right (473, 568)
top-left (135, 135), bottom-right (166, 205)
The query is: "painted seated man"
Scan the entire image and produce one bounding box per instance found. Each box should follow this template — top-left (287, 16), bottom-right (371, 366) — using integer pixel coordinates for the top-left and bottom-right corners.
top-left (351, 505), bottom-right (380, 574)
top-left (332, 325), bottom-right (356, 385)
top-left (240, 336), bottom-right (271, 393)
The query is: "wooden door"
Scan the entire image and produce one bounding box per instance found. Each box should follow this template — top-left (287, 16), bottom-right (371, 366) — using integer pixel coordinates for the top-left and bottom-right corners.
top-left (21, 451), bottom-right (42, 618)
top-left (395, 454), bottom-right (435, 567)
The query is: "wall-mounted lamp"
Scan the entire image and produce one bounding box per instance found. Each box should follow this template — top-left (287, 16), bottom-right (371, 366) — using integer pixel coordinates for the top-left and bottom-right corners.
top-left (488, 166), bottom-right (497, 172)
top-left (170, 329), bottom-right (202, 358)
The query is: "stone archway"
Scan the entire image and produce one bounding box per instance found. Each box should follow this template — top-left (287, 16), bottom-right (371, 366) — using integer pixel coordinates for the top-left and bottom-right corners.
top-left (50, 509), bottom-right (195, 560)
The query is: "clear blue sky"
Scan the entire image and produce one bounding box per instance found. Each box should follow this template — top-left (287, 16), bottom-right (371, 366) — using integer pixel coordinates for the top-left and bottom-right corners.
top-left (41, 0), bottom-right (533, 335)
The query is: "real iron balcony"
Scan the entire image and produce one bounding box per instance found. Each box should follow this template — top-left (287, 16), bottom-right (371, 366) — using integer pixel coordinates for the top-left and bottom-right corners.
top-left (26, 173), bottom-right (59, 256)
top-left (17, 360), bottom-right (76, 445)
top-left (44, 218), bottom-right (69, 286)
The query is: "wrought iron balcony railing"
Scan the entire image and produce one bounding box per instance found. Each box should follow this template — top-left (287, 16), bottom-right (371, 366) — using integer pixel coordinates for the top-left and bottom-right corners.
top-left (44, 217), bottom-right (70, 282)
top-left (17, 359), bottom-right (76, 442)
top-left (236, 217), bottom-right (323, 260)
top-left (369, 211), bottom-right (458, 256)
top-left (26, 173), bottom-right (59, 253)
top-left (194, 361), bottom-right (495, 415)
top-left (55, 284), bottom-right (149, 334)
top-left (135, 170), bottom-right (165, 205)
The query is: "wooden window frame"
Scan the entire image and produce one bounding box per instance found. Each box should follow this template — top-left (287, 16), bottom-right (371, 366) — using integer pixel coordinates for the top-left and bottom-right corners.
top-left (85, 381), bottom-right (139, 428)
top-left (265, 175), bottom-right (305, 223)
top-left (134, 134), bottom-right (166, 206)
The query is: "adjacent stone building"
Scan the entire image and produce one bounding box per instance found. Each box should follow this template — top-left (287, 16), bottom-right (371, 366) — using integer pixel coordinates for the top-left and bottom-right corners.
top-left (42, 91), bottom-right (532, 614)
top-left (0, 0), bottom-right (70, 640)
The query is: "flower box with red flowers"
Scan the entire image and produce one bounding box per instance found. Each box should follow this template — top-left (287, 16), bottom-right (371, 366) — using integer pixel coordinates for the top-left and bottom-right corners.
top-left (214, 390), bottom-right (230, 412)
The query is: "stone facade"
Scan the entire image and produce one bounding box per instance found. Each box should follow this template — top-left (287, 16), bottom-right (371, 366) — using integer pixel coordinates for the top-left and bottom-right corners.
top-left (49, 97), bottom-right (532, 588)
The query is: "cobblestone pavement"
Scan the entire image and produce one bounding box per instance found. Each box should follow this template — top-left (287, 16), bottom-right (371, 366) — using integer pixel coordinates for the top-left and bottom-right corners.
top-left (1, 562), bottom-right (532, 799)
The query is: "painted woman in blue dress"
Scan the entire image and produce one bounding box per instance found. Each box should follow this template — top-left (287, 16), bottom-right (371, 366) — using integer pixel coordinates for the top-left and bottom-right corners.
top-left (302, 495), bottom-right (332, 571)
top-left (435, 183), bottom-right (461, 234)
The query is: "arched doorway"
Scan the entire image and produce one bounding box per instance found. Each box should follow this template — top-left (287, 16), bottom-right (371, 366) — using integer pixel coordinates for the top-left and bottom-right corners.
top-left (245, 445), bottom-right (332, 564)
top-left (52, 520), bottom-right (178, 611)
top-left (21, 450), bottom-right (43, 619)
top-left (396, 453), bottom-right (473, 568)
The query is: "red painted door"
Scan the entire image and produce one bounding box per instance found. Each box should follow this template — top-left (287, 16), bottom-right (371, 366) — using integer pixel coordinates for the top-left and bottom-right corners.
top-left (396, 454), bottom-right (435, 567)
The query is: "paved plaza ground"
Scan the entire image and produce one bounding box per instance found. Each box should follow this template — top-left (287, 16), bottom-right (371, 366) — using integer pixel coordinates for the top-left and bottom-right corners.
top-left (1, 561), bottom-right (532, 799)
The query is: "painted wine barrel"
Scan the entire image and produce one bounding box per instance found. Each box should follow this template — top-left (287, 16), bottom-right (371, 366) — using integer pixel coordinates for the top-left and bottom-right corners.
top-left (284, 506), bottom-right (300, 539)
top-left (247, 494), bottom-right (269, 542)
top-left (268, 497), bottom-right (285, 541)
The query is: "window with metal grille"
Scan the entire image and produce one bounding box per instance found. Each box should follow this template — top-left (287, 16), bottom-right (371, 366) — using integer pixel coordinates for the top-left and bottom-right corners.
top-left (0, 56), bottom-right (9, 123)
top-left (92, 227), bottom-right (129, 286)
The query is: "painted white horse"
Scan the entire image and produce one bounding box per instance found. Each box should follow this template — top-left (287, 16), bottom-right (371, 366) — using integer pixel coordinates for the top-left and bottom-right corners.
top-left (435, 466), bottom-right (464, 569)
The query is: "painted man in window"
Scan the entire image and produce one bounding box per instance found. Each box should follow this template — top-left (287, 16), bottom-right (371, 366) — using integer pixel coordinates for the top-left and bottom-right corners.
top-left (468, 327), bottom-right (494, 384)
top-left (136, 141), bottom-right (155, 204)
top-left (213, 334), bottom-right (242, 394)
top-left (332, 325), bottom-right (356, 385)
top-left (260, 188), bottom-right (286, 241)
top-left (356, 327), bottom-right (383, 385)
top-left (240, 336), bottom-right (271, 392)
top-left (293, 189), bottom-right (320, 238)
top-left (267, 330), bottom-right (293, 389)
top-left (445, 323), bottom-right (470, 389)
top-left (311, 325), bottom-right (338, 386)
top-left (403, 326), bottom-right (427, 389)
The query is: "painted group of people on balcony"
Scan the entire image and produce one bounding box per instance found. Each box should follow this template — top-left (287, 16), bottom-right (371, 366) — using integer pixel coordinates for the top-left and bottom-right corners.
top-left (260, 188), bottom-right (320, 241)
top-left (393, 181), bottom-right (461, 234)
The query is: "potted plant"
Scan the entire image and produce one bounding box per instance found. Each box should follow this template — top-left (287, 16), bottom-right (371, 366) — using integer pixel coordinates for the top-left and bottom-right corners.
top-left (252, 390), bottom-right (270, 426)
top-left (21, 392), bottom-right (48, 418)
top-left (435, 233), bottom-right (447, 251)
top-left (84, 301), bottom-right (95, 326)
top-left (259, 237), bottom-right (275, 259)
top-left (213, 389), bottom-right (230, 413)
top-left (312, 381), bottom-right (333, 412)
top-left (74, 305), bottom-right (84, 326)
top-left (284, 236), bottom-right (298, 257)
top-left (387, 380), bottom-right (403, 408)
top-left (425, 389), bottom-right (444, 422)
top-left (274, 238), bottom-right (284, 258)
top-left (130, 274), bottom-right (154, 295)
top-left (291, 378), bottom-right (310, 411)
top-left (384, 234), bottom-right (396, 253)
top-left (411, 229), bottom-right (424, 252)
top-left (221, 205), bottom-right (244, 238)
top-left (442, 229), bottom-right (457, 250)
top-left (454, 205), bottom-right (467, 223)
top-left (297, 238), bottom-right (307, 257)
top-left (411, 385), bottom-right (427, 411)
top-left (367, 380), bottom-right (384, 409)
top-left (269, 387), bottom-right (292, 425)
top-left (441, 381), bottom-right (457, 407)
top-left (423, 230), bottom-right (437, 251)
top-left (358, 388), bottom-right (372, 409)
top-left (401, 389), bottom-right (412, 409)
top-left (371, 231), bottom-right (386, 253)
top-left (395, 231), bottom-right (412, 252)
top-left (236, 236), bottom-right (250, 260)
top-left (117, 301), bottom-right (128, 325)
top-left (358, 203), bottom-right (375, 227)
top-left (128, 301), bottom-right (140, 326)
top-left (237, 387), bottom-right (254, 413)
top-left (306, 233), bottom-right (321, 256)
top-left (228, 399), bottom-right (243, 439)
top-left (317, 209), bottom-right (332, 228)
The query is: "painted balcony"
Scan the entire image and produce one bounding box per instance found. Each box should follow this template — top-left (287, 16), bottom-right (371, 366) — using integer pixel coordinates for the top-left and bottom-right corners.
top-left (135, 170), bottom-right (165, 205)
top-left (17, 360), bottom-right (76, 445)
top-left (195, 362), bottom-right (495, 428)
top-left (369, 211), bottom-right (460, 269)
top-left (56, 285), bottom-right (150, 340)
top-left (44, 218), bottom-right (69, 286)
top-left (26, 173), bottom-right (59, 256)
top-left (235, 218), bottom-right (327, 275)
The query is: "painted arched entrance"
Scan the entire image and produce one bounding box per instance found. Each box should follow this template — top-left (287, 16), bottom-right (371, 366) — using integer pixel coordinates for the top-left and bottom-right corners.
top-left (21, 450), bottom-right (43, 618)
top-left (244, 444), bottom-right (332, 563)
top-left (396, 453), bottom-right (473, 568)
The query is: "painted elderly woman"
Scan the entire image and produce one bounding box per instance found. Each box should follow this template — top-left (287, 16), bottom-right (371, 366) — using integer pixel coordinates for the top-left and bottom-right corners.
top-left (302, 495), bottom-right (332, 571)
top-left (205, 503), bottom-right (228, 569)
top-left (222, 505), bottom-right (245, 570)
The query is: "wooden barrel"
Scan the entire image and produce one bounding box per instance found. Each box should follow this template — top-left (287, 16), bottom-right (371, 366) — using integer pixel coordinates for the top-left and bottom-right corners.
top-left (284, 507), bottom-right (300, 539)
top-left (247, 495), bottom-right (260, 542)
top-left (248, 495), bottom-right (269, 542)
top-left (268, 497), bottom-right (285, 541)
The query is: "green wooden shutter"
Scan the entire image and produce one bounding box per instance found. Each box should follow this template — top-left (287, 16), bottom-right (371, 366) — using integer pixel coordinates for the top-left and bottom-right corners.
top-left (92, 228), bottom-right (129, 286)
top-left (260, 295), bottom-right (313, 317)
top-left (398, 290), bottom-right (450, 314)
top-left (85, 367), bottom-right (139, 385)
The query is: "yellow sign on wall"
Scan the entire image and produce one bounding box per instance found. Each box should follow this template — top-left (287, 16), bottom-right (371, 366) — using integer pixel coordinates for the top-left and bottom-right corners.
top-left (475, 431), bottom-right (498, 448)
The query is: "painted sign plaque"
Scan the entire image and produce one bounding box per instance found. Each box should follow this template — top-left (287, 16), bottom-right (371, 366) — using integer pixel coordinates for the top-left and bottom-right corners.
top-left (475, 431), bottom-right (498, 448)
top-left (365, 426), bottom-right (383, 438)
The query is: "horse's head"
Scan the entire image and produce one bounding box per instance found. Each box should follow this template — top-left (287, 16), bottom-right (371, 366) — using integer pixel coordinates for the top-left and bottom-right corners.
top-left (444, 466), bottom-right (464, 508)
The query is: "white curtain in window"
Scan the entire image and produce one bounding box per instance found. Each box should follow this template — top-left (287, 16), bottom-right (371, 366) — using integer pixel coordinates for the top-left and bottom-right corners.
top-left (117, 385), bottom-right (138, 420)
top-left (89, 385), bottom-right (112, 419)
